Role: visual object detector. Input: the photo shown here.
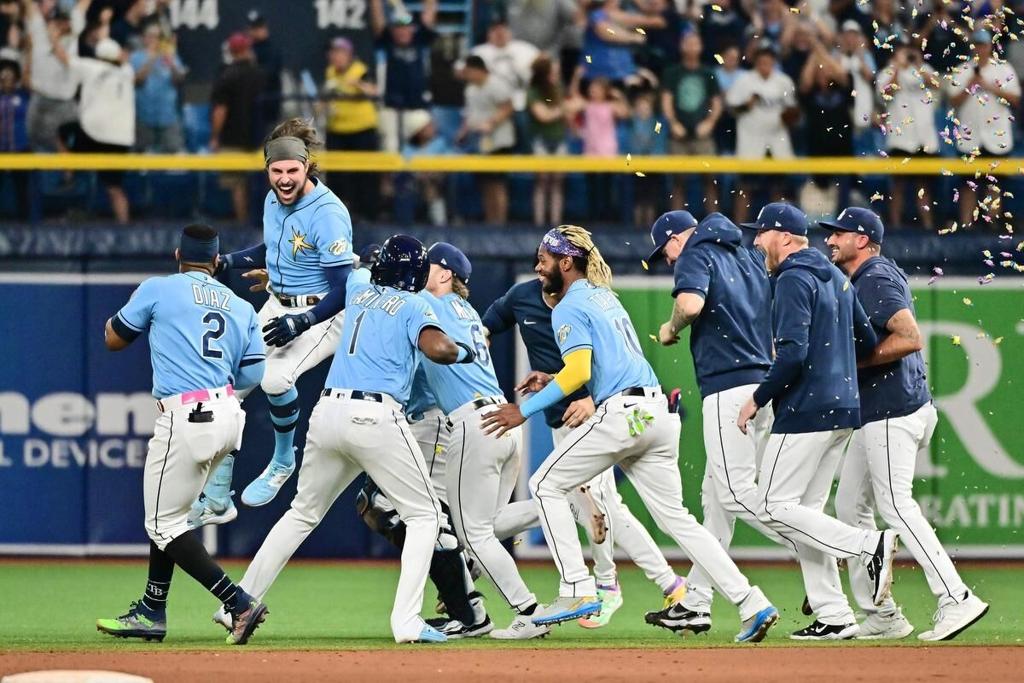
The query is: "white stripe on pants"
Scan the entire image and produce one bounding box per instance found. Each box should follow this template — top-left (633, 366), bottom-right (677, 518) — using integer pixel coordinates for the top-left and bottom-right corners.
top-left (836, 403), bottom-right (967, 612)
top-left (236, 397), bottom-right (441, 642)
top-left (445, 406), bottom-right (536, 611)
top-left (529, 394), bottom-right (769, 620)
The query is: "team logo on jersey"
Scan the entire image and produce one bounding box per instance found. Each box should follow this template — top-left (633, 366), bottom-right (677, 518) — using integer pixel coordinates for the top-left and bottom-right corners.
top-left (557, 324), bottom-right (572, 345)
top-left (329, 239), bottom-right (349, 256)
top-left (425, 309), bottom-right (438, 320)
top-left (289, 229), bottom-right (314, 257)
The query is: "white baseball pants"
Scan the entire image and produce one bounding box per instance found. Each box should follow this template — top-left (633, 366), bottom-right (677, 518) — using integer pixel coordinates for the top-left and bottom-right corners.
top-left (445, 399), bottom-right (537, 612)
top-left (236, 394), bottom-right (442, 642)
top-left (530, 390), bottom-right (770, 620)
top-left (145, 389), bottom-right (244, 550)
top-left (409, 407), bottom-right (449, 500)
top-left (836, 403), bottom-right (967, 612)
top-left (758, 429), bottom-right (880, 625)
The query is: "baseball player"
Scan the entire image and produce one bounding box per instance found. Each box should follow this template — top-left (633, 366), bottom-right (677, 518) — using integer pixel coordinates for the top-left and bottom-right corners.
top-left (482, 264), bottom-right (687, 630)
top-left (482, 226), bottom-right (780, 643)
top-left (736, 203), bottom-right (897, 640)
top-left (824, 207), bottom-right (989, 641)
top-left (215, 235), bottom-right (479, 644)
top-left (96, 225), bottom-right (269, 646)
top-left (192, 118), bottom-right (355, 520)
top-left (418, 242), bottom-right (547, 640)
top-left (648, 210), bottom-right (803, 634)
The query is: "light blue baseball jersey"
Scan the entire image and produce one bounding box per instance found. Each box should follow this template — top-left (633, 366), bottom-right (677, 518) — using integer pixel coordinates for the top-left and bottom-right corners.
top-left (419, 292), bottom-right (502, 414)
top-left (263, 178), bottom-right (354, 296)
top-left (115, 272), bottom-right (264, 399)
top-left (325, 282), bottom-right (442, 405)
top-left (553, 280), bottom-right (659, 404)
top-left (406, 364), bottom-right (439, 418)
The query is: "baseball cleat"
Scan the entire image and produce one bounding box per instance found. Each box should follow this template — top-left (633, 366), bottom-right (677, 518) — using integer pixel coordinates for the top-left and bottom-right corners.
top-left (866, 530), bottom-right (899, 606)
top-left (578, 584), bottom-right (623, 629)
top-left (645, 604), bottom-right (711, 635)
top-left (790, 619), bottom-right (859, 640)
top-left (800, 594), bottom-right (812, 616)
top-left (918, 592), bottom-right (989, 641)
top-left (577, 485), bottom-right (607, 544)
top-left (212, 605), bottom-right (232, 632)
top-left (735, 605), bottom-right (779, 643)
top-left (491, 612), bottom-right (551, 640)
top-left (412, 624), bottom-right (448, 643)
top-left (425, 616), bottom-right (494, 639)
top-left (856, 610), bottom-right (914, 640)
top-left (241, 461), bottom-right (296, 507)
top-left (96, 601), bottom-right (166, 642)
top-left (531, 596), bottom-right (602, 626)
top-left (225, 595), bottom-right (268, 645)
top-left (661, 576), bottom-right (687, 610)
top-left (188, 493), bottom-right (237, 529)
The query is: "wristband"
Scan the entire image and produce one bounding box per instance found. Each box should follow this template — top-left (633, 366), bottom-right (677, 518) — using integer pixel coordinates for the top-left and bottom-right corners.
top-left (454, 341), bottom-right (476, 364)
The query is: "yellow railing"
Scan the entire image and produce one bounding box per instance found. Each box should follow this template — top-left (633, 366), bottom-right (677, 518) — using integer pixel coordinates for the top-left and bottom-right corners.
top-left (2, 152), bottom-right (1022, 175)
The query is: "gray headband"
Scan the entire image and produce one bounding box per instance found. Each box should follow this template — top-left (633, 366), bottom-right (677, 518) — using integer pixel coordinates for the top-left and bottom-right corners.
top-left (264, 136), bottom-right (309, 166)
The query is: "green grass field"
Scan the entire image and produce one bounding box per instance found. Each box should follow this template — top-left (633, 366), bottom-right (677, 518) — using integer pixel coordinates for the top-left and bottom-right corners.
top-left (0, 560), bottom-right (1019, 651)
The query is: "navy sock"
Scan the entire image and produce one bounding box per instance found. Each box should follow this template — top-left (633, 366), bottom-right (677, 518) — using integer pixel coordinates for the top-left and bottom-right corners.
top-left (141, 541), bottom-right (174, 615)
top-left (267, 388), bottom-right (300, 467)
top-left (164, 531), bottom-right (243, 612)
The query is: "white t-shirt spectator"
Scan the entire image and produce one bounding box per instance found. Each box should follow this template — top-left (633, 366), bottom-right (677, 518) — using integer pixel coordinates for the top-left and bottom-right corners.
top-left (837, 51), bottom-right (876, 130)
top-left (877, 63), bottom-right (939, 154)
top-left (947, 60), bottom-right (1021, 155)
top-left (72, 58), bottom-right (136, 147)
top-left (470, 40), bottom-right (539, 111)
top-left (464, 77), bottom-right (515, 152)
top-left (27, 8), bottom-right (86, 100)
top-left (725, 69), bottom-right (797, 159)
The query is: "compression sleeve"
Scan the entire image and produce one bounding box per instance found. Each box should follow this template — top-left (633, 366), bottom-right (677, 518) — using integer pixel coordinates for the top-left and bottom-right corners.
top-left (225, 243), bottom-right (268, 269)
top-left (306, 263), bottom-right (352, 324)
top-left (519, 349), bottom-right (592, 418)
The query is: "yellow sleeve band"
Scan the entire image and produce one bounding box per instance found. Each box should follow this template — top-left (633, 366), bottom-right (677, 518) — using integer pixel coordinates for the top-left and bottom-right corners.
top-left (553, 348), bottom-right (592, 395)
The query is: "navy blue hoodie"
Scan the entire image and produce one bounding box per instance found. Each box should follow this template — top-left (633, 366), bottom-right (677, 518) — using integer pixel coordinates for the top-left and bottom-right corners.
top-left (753, 248), bottom-right (878, 434)
top-left (672, 213), bottom-right (773, 398)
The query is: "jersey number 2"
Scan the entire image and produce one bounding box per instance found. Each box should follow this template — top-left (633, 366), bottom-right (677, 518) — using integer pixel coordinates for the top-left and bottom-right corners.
top-left (202, 312), bottom-right (225, 359)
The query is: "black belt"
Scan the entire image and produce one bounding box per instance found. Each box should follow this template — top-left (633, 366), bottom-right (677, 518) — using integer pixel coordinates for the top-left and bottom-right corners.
top-left (322, 388), bottom-right (384, 403)
top-left (277, 293), bottom-right (321, 307)
top-left (471, 396), bottom-right (501, 410)
top-left (622, 387), bottom-right (646, 397)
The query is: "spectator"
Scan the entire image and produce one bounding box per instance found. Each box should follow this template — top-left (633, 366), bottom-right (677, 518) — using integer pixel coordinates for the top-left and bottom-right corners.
top-left (208, 32), bottom-right (265, 224)
top-left (635, 0), bottom-right (687, 77)
top-left (61, 38), bottom-right (134, 224)
top-left (130, 23), bottom-right (185, 153)
top-left (23, 0), bottom-right (90, 152)
top-left (371, 0), bottom-right (437, 152)
top-left (781, 20), bottom-right (815, 84)
top-left (713, 42), bottom-right (743, 153)
top-left (469, 19), bottom-right (538, 113)
top-left (527, 54), bottom-right (569, 227)
top-left (744, 0), bottom-right (793, 62)
top-left (917, 1), bottom-right (969, 74)
top-left (725, 42), bottom-right (798, 223)
top-left (457, 55), bottom-right (514, 224)
top-left (110, 0), bottom-right (146, 51)
top-left (323, 36), bottom-right (380, 221)
top-left (660, 31), bottom-right (722, 210)
top-left (400, 109), bottom-right (451, 226)
top-left (628, 89), bottom-right (665, 228)
top-left (0, 58), bottom-right (30, 218)
top-left (0, 0), bottom-right (23, 51)
top-left (699, 0), bottom-right (748, 65)
top-left (507, 0), bottom-right (578, 55)
top-left (580, 0), bottom-right (659, 85)
top-left (869, 0), bottom-right (906, 69)
top-left (877, 38), bottom-right (940, 230)
top-left (835, 20), bottom-right (877, 156)
top-left (246, 9), bottom-right (283, 130)
top-left (77, 6), bottom-right (111, 60)
top-left (569, 67), bottom-right (630, 221)
top-left (947, 29), bottom-right (1021, 228)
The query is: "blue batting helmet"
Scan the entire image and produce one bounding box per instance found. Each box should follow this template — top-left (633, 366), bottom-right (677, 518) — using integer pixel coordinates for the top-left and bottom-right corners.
top-left (371, 234), bottom-right (429, 292)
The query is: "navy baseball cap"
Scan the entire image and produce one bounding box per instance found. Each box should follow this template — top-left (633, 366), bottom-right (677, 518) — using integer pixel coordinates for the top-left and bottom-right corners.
top-left (428, 242), bottom-right (472, 284)
top-left (818, 207), bottom-right (885, 244)
top-left (646, 210), bottom-right (699, 263)
top-left (740, 202), bottom-right (809, 236)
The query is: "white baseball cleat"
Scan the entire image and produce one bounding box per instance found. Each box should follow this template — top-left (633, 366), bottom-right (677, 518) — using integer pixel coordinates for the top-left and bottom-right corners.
top-left (491, 612), bottom-right (552, 640)
top-left (918, 592), bottom-right (989, 641)
top-left (856, 609), bottom-right (914, 640)
top-left (188, 494), bottom-right (237, 529)
top-left (213, 604), bottom-right (232, 632)
top-left (575, 485), bottom-right (607, 544)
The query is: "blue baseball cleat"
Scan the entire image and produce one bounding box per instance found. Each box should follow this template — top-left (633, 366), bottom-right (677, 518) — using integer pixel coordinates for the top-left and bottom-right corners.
top-left (531, 596), bottom-right (603, 626)
top-left (415, 624), bottom-right (449, 643)
top-left (735, 605), bottom-right (779, 643)
top-left (241, 461), bottom-right (296, 507)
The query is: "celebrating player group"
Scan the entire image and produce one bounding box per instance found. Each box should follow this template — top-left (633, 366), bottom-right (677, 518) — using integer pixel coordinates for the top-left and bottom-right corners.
top-left (94, 119), bottom-right (988, 647)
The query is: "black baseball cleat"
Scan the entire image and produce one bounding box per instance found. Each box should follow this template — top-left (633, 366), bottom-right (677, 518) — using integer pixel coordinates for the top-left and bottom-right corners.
top-left (801, 595), bottom-right (812, 616)
top-left (644, 604), bottom-right (711, 634)
top-left (426, 616), bottom-right (494, 639)
top-left (790, 620), bottom-right (859, 640)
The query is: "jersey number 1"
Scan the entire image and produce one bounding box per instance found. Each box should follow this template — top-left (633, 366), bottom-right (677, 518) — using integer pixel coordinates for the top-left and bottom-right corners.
top-left (202, 312), bottom-right (225, 359)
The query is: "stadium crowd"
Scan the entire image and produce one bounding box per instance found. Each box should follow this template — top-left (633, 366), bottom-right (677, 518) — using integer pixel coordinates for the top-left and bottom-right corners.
top-left (0, 0), bottom-right (1022, 230)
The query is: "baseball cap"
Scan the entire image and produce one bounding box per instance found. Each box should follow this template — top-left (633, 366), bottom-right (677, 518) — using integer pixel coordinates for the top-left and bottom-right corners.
top-left (94, 38), bottom-right (122, 63)
top-left (246, 9), bottom-right (266, 27)
top-left (841, 19), bottom-right (863, 34)
top-left (428, 242), bottom-right (472, 284)
top-left (646, 210), bottom-right (699, 263)
top-left (330, 36), bottom-right (354, 52)
top-left (740, 202), bottom-right (809, 236)
top-left (227, 32), bottom-right (252, 55)
top-left (390, 12), bottom-right (414, 26)
top-left (972, 29), bottom-right (993, 44)
top-left (818, 207), bottom-right (885, 244)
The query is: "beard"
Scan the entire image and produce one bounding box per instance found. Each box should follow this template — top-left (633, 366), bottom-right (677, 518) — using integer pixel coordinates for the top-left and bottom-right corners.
top-left (541, 267), bottom-right (564, 295)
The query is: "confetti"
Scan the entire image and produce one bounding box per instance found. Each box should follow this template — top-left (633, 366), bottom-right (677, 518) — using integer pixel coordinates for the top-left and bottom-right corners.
top-left (711, 3), bottom-right (722, 10)
top-left (641, 260), bottom-right (649, 271)
top-left (654, 121), bottom-right (662, 134)
top-left (963, 297), bottom-right (973, 306)
top-left (635, 171), bottom-right (646, 177)
top-left (952, 335), bottom-right (962, 346)
top-left (714, 53), bottom-right (725, 65)
top-left (585, 55), bottom-right (592, 64)
top-left (636, 28), bottom-right (646, 35)
top-left (626, 153), bottom-right (632, 165)
top-left (648, 334), bottom-right (658, 342)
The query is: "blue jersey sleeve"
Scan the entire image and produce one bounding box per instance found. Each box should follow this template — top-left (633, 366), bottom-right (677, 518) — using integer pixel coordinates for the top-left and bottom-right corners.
top-left (482, 288), bottom-right (516, 336)
top-left (349, 268), bottom-right (372, 286)
top-left (672, 245), bottom-right (713, 298)
top-left (114, 277), bottom-right (161, 340)
top-left (551, 302), bottom-right (592, 356)
top-left (406, 295), bottom-right (443, 348)
top-left (858, 273), bottom-right (907, 329)
top-left (312, 204), bottom-right (355, 268)
top-left (241, 308), bottom-right (266, 365)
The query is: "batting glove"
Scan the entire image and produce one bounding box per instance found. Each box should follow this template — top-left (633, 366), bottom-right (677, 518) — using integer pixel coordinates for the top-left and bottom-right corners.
top-left (263, 312), bottom-right (315, 347)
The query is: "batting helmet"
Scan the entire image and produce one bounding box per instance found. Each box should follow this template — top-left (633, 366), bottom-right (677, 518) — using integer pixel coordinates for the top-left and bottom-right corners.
top-left (371, 235), bottom-right (429, 292)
